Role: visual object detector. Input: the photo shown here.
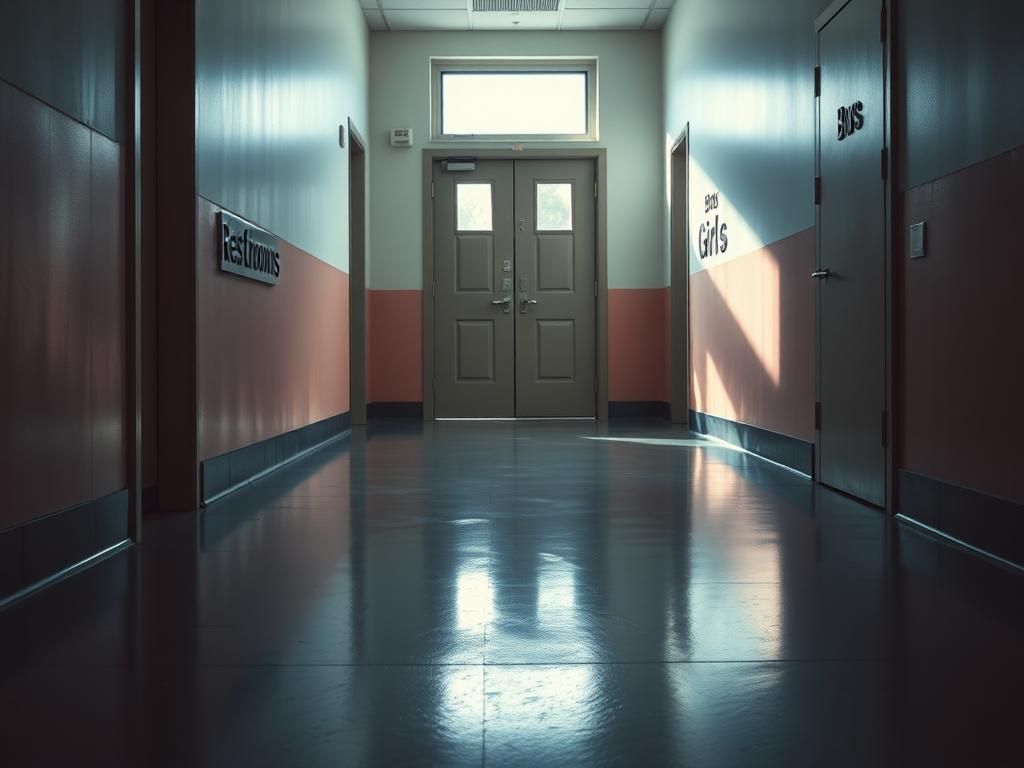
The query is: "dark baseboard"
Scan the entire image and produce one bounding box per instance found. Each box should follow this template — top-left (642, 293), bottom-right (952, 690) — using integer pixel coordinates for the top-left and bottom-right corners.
top-left (0, 489), bottom-right (130, 603)
top-left (608, 401), bottom-right (671, 421)
top-left (201, 412), bottom-right (351, 503)
top-left (368, 402), bottom-right (424, 419)
top-left (689, 409), bottom-right (814, 476)
top-left (896, 470), bottom-right (1024, 568)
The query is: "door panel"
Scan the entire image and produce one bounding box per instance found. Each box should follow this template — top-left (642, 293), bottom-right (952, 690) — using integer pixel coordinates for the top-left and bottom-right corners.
top-left (514, 160), bottom-right (596, 417)
top-left (434, 161), bottom-right (515, 417)
top-left (817, 0), bottom-right (886, 505)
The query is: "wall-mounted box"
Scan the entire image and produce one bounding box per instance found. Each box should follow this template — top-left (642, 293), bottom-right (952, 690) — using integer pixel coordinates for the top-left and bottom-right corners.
top-left (390, 128), bottom-right (413, 147)
top-left (910, 222), bottom-right (926, 259)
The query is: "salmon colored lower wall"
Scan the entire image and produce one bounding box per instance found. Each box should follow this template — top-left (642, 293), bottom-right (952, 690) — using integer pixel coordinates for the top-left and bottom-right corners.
top-left (689, 228), bottom-right (815, 442)
top-left (898, 147), bottom-right (1024, 504)
top-left (196, 198), bottom-right (349, 461)
top-left (367, 290), bottom-right (423, 403)
top-left (0, 80), bottom-right (127, 531)
top-left (367, 288), bottom-right (671, 406)
top-left (608, 288), bottom-right (670, 402)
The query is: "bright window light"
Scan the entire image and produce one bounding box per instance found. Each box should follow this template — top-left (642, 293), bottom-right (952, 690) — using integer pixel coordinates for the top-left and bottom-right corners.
top-left (432, 58), bottom-right (598, 140)
top-left (438, 68), bottom-right (593, 138)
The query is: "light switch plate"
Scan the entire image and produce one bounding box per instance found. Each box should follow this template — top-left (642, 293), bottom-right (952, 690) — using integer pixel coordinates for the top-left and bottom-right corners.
top-left (910, 222), bottom-right (926, 259)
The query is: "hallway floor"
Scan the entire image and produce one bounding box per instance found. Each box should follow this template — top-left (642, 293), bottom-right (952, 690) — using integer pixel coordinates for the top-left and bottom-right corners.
top-left (1, 421), bottom-right (1022, 766)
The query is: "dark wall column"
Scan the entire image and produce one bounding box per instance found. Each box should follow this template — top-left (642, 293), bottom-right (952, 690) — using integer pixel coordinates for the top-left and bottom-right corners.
top-left (155, 0), bottom-right (199, 512)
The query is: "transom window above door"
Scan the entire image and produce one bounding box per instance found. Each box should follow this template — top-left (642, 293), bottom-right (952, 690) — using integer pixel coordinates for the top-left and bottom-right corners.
top-left (431, 58), bottom-right (598, 141)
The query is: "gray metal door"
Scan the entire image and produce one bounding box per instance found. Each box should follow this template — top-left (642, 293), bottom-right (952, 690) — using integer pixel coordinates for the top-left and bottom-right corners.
top-left (433, 161), bottom-right (516, 417)
top-left (514, 160), bottom-right (596, 417)
top-left (816, 0), bottom-right (887, 505)
top-left (433, 159), bottom-right (596, 418)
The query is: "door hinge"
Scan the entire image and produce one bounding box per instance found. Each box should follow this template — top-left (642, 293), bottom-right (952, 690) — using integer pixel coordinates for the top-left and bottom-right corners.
top-left (881, 410), bottom-right (888, 447)
top-left (814, 65), bottom-right (821, 98)
top-left (880, 4), bottom-right (887, 43)
top-left (432, 281), bottom-right (436, 297)
top-left (814, 401), bottom-right (821, 430)
top-left (881, 147), bottom-right (889, 180)
top-left (594, 181), bottom-right (598, 199)
top-left (814, 176), bottom-right (821, 206)
top-left (431, 181), bottom-right (435, 199)
top-left (594, 280), bottom-right (598, 297)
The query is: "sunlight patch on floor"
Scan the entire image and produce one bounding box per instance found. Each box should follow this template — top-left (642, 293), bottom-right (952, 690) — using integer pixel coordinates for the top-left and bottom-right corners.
top-left (580, 436), bottom-right (743, 451)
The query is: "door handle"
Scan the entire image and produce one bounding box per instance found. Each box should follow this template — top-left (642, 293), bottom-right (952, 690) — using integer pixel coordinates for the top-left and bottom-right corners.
top-left (520, 297), bottom-right (538, 314)
top-left (491, 297), bottom-right (512, 305)
top-left (811, 269), bottom-right (830, 280)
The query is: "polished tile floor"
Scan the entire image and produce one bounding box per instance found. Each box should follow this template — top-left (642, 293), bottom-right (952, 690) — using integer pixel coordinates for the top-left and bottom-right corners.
top-left (1, 421), bottom-right (1023, 766)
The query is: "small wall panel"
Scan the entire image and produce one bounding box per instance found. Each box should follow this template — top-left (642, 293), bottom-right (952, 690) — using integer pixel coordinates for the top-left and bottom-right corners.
top-left (1, 80), bottom-right (127, 531)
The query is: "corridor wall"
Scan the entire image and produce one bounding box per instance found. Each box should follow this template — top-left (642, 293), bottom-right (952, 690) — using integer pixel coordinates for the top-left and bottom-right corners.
top-left (894, 0), bottom-right (1024, 563)
top-left (664, 0), bottom-right (1024, 562)
top-left (663, 0), bottom-right (829, 473)
top-left (0, 0), bottom-right (130, 598)
top-left (156, 0), bottom-right (368, 508)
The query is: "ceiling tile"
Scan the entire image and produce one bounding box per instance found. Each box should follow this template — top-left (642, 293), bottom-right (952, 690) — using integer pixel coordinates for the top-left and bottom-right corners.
top-left (644, 8), bottom-right (670, 28)
top-left (472, 12), bottom-right (561, 30)
top-left (380, 0), bottom-right (468, 8)
top-left (563, 0), bottom-right (652, 9)
top-left (363, 9), bottom-right (388, 29)
top-left (560, 8), bottom-right (647, 28)
top-left (386, 9), bottom-right (471, 29)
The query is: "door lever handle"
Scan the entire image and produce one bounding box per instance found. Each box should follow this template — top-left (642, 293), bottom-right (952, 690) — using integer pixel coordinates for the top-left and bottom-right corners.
top-left (811, 269), bottom-right (830, 280)
top-left (491, 297), bottom-right (512, 305)
top-left (520, 297), bottom-right (538, 314)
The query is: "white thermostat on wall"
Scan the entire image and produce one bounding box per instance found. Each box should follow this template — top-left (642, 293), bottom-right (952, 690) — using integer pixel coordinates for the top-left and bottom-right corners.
top-left (390, 128), bottom-right (413, 148)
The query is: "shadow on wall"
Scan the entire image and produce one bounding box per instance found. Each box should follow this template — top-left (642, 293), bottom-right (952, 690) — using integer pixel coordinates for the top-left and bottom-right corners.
top-left (689, 229), bottom-right (816, 443)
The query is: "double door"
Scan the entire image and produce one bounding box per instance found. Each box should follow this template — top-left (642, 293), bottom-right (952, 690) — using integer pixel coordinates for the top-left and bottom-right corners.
top-left (433, 159), bottom-right (596, 418)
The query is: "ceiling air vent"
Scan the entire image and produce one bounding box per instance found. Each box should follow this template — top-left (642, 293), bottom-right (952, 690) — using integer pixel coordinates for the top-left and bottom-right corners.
top-left (473, 0), bottom-right (561, 11)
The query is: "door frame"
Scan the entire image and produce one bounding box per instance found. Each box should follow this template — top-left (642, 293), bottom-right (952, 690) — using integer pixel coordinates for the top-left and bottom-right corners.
top-left (349, 119), bottom-right (368, 425)
top-left (421, 149), bottom-right (609, 421)
top-left (813, 0), bottom-right (895, 510)
top-left (669, 126), bottom-right (690, 426)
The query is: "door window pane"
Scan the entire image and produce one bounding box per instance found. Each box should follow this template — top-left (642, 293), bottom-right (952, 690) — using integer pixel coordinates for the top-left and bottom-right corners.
top-left (441, 72), bottom-right (588, 136)
top-left (536, 183), bottom-right (573, 231)
top-left (457, 183), bottom-right (493, 231)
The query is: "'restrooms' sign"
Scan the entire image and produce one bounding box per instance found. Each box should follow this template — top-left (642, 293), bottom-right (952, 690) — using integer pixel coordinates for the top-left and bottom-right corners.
top-left (218, 210), bottom-right (281, 285)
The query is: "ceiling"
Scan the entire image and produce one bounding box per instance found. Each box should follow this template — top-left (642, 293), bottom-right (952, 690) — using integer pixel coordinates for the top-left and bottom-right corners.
top-left (360, 0), bottom-right (676, 32)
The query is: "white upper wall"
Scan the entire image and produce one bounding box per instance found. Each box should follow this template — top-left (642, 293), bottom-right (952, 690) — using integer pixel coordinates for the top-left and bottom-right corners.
top-left (663, 0), bottom-right (829, 274)
top-left (196, 0), bottom-right (369, 272)
top-left (368, 30), bottom-right (664, 290)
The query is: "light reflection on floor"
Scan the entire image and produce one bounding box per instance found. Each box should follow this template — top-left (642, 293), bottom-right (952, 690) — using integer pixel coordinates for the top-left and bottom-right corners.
top-left (0, 421), bottom-right (1021, 766)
